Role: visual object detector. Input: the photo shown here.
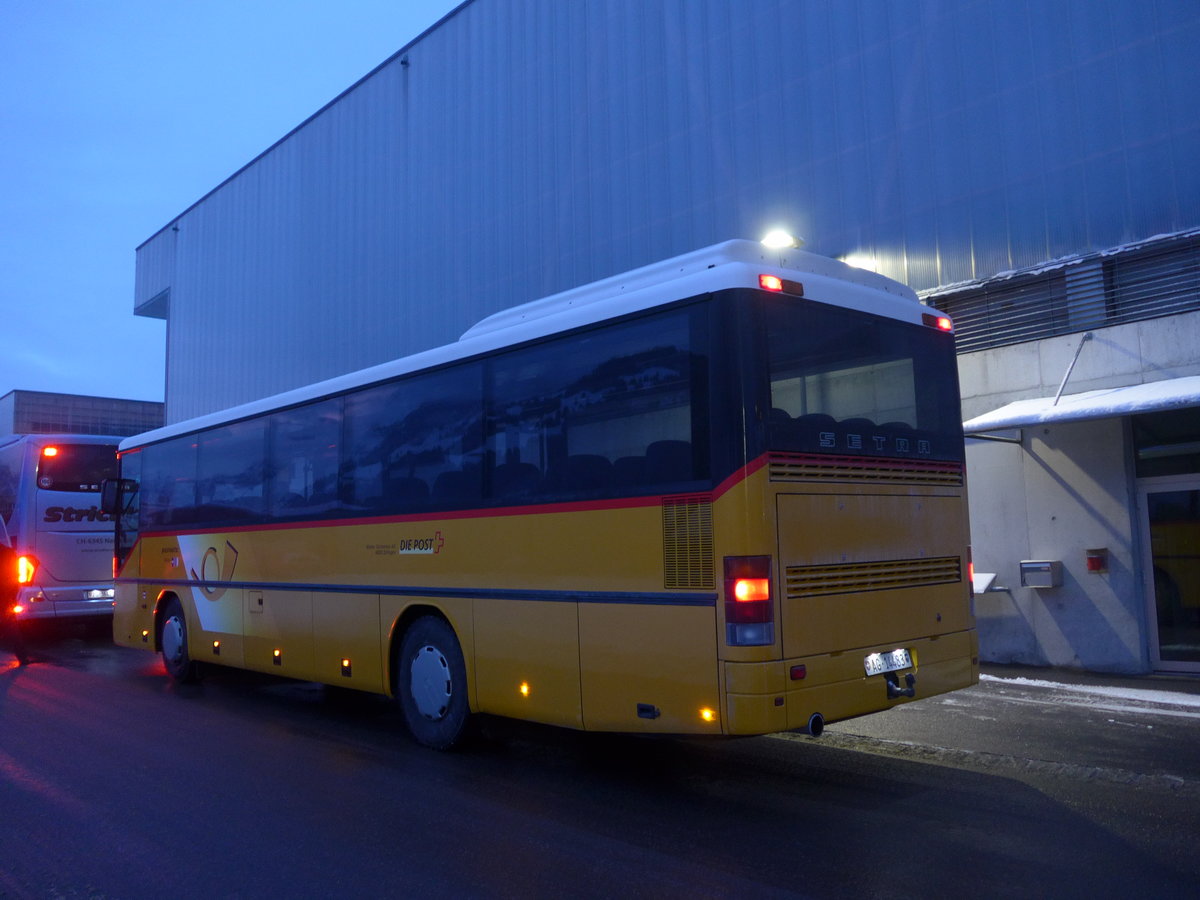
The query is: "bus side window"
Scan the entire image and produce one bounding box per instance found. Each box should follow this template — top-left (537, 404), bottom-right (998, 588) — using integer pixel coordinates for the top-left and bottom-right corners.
top-left (343, 363), bottom-right (483, 514)
top-left (484, 308), bottom-right (707, 502)
top-left (141, 438), bottom-right (198, 528)
top-left (196, 421), bottom-right (267, 523)
top-left (267, 398), bottom-right (342, 520)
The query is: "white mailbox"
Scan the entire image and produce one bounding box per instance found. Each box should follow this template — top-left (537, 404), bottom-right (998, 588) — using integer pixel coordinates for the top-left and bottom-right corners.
top-left (1020, 560), bottom-right (1063, 589)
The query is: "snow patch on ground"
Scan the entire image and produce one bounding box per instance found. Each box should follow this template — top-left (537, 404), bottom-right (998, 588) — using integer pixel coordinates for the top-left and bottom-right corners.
top-left (981, 674), bottom-right (1200, 709)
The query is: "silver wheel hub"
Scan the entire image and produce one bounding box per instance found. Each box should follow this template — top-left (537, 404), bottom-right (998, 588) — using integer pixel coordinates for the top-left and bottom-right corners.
top-left (162, 615), bottom-right (184, 664)
top-left (409, 644), bottom-right (452, 720)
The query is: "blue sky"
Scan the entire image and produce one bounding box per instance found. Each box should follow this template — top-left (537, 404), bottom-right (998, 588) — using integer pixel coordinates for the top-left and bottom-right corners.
top-left (1, 0), bottom-right (459, 403)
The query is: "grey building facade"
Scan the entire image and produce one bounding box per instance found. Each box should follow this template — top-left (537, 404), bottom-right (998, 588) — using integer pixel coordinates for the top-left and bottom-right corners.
top-left (134, 0), bottom-right (1200, 674)
top-left (1, 390), bottom-right (164, 438)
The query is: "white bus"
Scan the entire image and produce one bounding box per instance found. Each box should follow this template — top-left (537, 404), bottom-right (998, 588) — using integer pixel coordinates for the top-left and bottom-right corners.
top-left (0, 434), bottom-right (120, 621)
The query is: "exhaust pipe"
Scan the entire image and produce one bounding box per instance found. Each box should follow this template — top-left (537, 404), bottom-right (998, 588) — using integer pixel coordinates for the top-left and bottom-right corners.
top-left (804, 712), bottom-right (824, 737)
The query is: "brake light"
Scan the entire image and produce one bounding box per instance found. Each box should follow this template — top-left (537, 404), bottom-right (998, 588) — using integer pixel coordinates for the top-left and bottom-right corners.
top-left (11, 604), bottom-right (24, 616)
top-left (17, 555), bottom-right (37, 585)
top-left (42, 446), bottom-right (59, 457)
top-left (733, 577), bottom-right (770, 602)
top-left (724, 556), bottom-right (774, 646)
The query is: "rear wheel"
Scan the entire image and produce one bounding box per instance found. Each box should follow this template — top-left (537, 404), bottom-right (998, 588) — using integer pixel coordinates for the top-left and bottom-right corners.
top-left (396, 616), bottom-right (470, 750)
top-left (159, 596), bottom-right (199, 683)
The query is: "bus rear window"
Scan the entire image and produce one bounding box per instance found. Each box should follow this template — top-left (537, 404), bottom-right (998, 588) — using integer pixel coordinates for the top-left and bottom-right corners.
top-left (763, 298), bottom-right (964, 462)
top-left (37, 444), bottom-right (118, 492)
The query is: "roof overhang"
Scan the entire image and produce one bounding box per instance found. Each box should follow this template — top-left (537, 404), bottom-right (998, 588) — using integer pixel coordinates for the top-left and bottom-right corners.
top-left (963, 375), bottom-right (1200, 434)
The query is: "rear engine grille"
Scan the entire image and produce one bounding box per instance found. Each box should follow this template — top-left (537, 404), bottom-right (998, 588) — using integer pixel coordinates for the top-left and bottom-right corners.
top-left (663, 494), bottom-right (714, 589)
top-left (769, 453), bottom-right (963, 486)
top-left (786, 556), bottom-right (962, 599)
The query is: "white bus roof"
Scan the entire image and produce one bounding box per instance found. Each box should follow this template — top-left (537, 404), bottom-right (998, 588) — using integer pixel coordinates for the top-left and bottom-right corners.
top-left (120, 240), bottom-right (928, 451)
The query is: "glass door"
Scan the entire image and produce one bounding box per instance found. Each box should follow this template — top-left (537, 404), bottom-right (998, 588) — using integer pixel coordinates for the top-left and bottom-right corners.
top-left (1139, 477), bottom-right (1200, 672)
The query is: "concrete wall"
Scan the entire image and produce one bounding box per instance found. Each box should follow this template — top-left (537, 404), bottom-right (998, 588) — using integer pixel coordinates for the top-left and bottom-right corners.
top-left (968, 419), bottom-right (1147, 672)
top-left (959, 312), bottom-right (1200, 672)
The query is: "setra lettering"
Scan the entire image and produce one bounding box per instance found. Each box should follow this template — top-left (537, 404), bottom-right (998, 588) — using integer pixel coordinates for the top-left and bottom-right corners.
top-left (816, 431), bottom-right (934, 456)
top-left (43, 506), bottom-right (112, 524)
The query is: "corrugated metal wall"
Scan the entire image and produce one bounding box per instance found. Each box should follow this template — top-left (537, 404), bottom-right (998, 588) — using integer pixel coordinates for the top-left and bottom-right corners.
top-left (137, 0), bottom-right (1200, 422)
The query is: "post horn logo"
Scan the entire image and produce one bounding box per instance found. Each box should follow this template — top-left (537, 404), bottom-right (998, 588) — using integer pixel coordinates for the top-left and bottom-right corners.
top-left (190, 541), bottom-right (239, 602)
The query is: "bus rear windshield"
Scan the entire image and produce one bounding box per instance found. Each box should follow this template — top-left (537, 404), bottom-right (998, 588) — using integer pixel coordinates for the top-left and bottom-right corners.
top-left (763, 298), bottom-right (964, 462)
top-left (37, 444), bottom-right (118, 492)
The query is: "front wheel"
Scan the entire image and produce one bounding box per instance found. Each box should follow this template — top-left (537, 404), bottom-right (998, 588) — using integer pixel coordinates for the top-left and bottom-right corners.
top-left (396, 616), bottom-right (470, 750)
top-left (159, 596), bottom-right (199, 683)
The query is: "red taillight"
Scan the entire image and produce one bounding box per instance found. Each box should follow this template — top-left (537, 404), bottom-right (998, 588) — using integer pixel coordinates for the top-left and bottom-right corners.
top-left (17, 555), bottom-right (37, 585)
top-left (724, 556), bottom-right (775, 646)
top-left (733, 577), bottom-right (770, 603)
top-left (42, 446), bottom-right (59, 457)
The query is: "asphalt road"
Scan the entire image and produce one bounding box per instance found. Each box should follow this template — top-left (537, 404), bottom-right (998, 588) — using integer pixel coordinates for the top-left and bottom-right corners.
top-left (2, 622), bottom-right (1197, 898)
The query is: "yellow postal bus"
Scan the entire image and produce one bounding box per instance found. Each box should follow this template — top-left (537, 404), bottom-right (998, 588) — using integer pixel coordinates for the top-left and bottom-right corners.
top-left (107, 240), bottom-right (977, 748)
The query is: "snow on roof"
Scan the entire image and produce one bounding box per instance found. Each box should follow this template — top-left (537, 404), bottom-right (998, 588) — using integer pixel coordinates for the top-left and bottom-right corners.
top-left (923, 225), bottom-right (1200, 300)
top-left (963, 375), bottom-right (1200, 433)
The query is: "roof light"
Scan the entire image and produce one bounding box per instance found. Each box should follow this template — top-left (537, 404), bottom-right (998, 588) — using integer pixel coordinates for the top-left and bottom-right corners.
top-left (922, 312), bottom-right (954, 332)
top-left (759, 274), bottom-right (805, 296)
top-left (761, 230), bottom-right (800, 249)
top-left (841, 252), bottom-right (879, 272)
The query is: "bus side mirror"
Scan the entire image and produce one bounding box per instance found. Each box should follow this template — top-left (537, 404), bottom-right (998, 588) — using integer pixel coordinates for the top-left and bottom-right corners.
top-left (100, 479), bottom-right (136, 515)
top-left (100, 479), bottom-right (119, 515)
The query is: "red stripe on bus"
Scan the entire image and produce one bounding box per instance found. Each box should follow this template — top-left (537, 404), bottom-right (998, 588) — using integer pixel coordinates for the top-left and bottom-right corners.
top-left (130, 460), bottom-right (772, 541)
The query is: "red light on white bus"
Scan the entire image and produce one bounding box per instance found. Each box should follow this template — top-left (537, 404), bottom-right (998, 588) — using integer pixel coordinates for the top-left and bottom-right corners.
top-left (17, 555), bottom-right (37, 585)
top-left (724, 556), bottom-right (774, 646)
top-left (42, 446), bottom-right (59, 457)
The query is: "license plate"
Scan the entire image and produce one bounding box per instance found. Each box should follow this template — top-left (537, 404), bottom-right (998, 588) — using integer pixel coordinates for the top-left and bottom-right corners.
top-left (864, 648), bottom-right (912, 677)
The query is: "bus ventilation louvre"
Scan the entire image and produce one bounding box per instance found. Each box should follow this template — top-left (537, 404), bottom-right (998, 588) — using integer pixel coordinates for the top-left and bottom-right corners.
top-left (786, 556), bottom-right (962, 599)
top-left (662, 495), bottom-right (715, 589)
